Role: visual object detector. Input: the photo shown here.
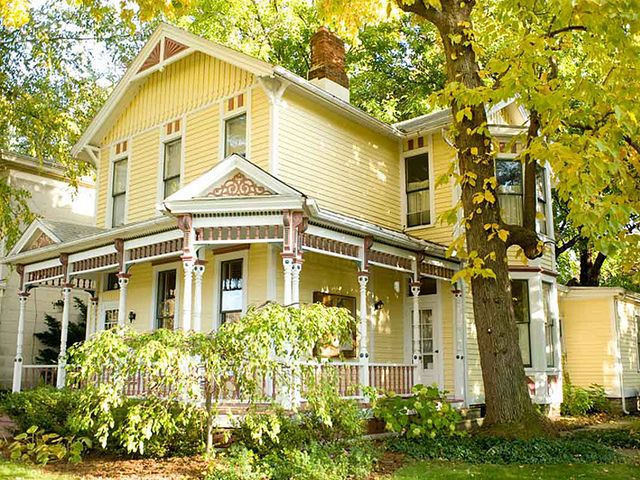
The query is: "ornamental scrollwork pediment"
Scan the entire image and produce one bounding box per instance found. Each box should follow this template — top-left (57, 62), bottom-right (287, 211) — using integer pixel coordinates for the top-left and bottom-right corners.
top-left (207, 172), bottom-right (273, 197)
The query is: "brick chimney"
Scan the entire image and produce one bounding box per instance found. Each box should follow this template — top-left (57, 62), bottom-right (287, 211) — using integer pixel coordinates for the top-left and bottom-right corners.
top-left (308, 27), bottom-right (350, 102)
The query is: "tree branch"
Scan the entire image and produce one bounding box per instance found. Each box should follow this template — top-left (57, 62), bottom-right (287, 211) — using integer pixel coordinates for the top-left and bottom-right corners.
top-left (548, 25), bottom-right (587, 37)
top-left (624, 135), bottom-right (640, 156)
top-left (556, 234), bottom-right (581, 256)
top-left (503, 223), bottom-right (544, 259)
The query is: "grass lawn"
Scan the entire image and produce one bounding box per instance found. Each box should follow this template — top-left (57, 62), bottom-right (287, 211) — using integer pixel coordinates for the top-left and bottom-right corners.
top-left (390, 461), bottom-right (640, 479)
top-left (0, 459), bottom-right (74, 480)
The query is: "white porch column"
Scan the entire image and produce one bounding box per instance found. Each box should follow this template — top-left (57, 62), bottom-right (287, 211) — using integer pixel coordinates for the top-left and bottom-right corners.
top-left (12, 292), bottom-right (29, 393)
top-left (291, 261), bottom-right (302, 306)
top-left (357, 271), bottom-right (370, 389)
top-left (182, 259), bottom-right (194, 331)
top-left (410, 281), bottom-right (422, 385)
top-left (116, 273), bottom-right (130, 327)
top-left (87, 297), bottom-right (99, 339)
top-left (282, 256), bottom-right (294, 306)
top-left (57, 284), bottom-right (72, 389)
top-left (193, 262), bottom-right (205, 332)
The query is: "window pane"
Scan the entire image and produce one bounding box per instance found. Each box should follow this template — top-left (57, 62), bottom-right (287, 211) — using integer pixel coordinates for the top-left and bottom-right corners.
top-left (113, 158), bottom-right (128, 194)
top-left (496, 160), bottom-right (522, 193)
top-left (536, 166), bottom-right (548, 234)
top-left (499, 193), bottom-right (523, 225)
top-left (518, 323), bottom-right (532, 366)
top-left (511, 279), bottom-right (531, 366)
top-left (164, 139), bottom-right (182, 179)
top-left (543, 282), bottom-right (555, 367)
top-left (164, 176), bottom-right (181, 198)
top-left (407, 190), bottom-right (431, 226)
top-left (220, 259), bottom-right (243, 323)
top-left (112, 194), bottom-right (126, 227)
top-left (104, 309), bottom-right (119, 330)
top-left (406, 154), bottom-right (429, 191)
top-left (225, 114), bottom-right (246, 157)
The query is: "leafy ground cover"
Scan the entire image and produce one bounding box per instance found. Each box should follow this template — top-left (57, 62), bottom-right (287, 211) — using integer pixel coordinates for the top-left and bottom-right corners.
top-left (0, 458), bottom-right (73, 479)
top-left (389, 461), bottom-right (640, 479)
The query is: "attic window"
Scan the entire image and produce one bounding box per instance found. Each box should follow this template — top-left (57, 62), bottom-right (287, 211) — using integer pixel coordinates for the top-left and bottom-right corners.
top-left (225, 113), bottom-right (246, 157)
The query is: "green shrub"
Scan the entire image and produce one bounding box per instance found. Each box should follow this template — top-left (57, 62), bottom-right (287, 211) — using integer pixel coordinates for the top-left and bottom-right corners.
top-left (388, 435), bottom-right (621, 464)
top-left (370, 384), bottom-right (464, 439)
top-left (562, 382), bottom-right (611, 416)
top-left (6, 425), bottom-right (91, 465)
top-left (207, 446), bottom-right (271, 480)
top-left (0, 387), bottom-right (81, 435)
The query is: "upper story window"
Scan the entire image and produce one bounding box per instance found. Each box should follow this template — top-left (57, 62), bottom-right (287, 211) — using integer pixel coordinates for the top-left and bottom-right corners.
top-left (405, 153), bottom-right (431, 227)
top-left (225, 113), bottom-right (247, 157)
top-left (496, 158), bottom-right (549, 234)
top-left (163, 138), bottom-right (182, 198)
top-left (111, 155), bottom-right (128, 228)
top-left (220, 258), bottom-right (244, 324)
top-left (511, 279), bottom-right (532, 367)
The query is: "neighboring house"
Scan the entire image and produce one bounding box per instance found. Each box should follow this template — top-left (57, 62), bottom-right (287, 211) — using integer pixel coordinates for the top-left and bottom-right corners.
top-left (3, 24), bottom-right (561, 410)
top-left (559, 286), bottom-right (640, 413)
top-left (0, 151), bottom-right (96, 389)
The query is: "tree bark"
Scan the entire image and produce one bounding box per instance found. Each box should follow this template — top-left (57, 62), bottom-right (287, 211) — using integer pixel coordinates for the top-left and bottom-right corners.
top-left (397, 0), bottom-right (542, 428)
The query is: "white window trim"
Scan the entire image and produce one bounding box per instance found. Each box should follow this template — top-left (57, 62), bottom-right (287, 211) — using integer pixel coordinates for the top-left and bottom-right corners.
top-left (150, 261), bottom-right (183, 331)
top-left (106, 138), bottom-right (131, 228)
top-left (219, 91), bottom-right (251, 162)
top-left (156, 116), bottom-right (186, 210)
top-left (401, 135), bottom-right (436, 231)
top-left (212, 249), bottom-right (249, 330)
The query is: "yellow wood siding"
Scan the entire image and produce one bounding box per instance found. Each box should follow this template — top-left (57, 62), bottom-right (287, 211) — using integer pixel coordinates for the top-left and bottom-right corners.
top-left (439, 280), bottom-right (455, 393)
top-left (560, 296), bottom-right (618, 393)
top-left (96, 148), bottom-right (109, 227)
top-left (247, 244), bottom-right (269, 307)
top-left (278, 92), bottom-right (401, 230)
top-left (507, 244), bottom-right (556, 271)
top-left (184, 104), bottom-right (220, 183)
top-left (103, 52), bottom-right (254, 145)
top-left (371, 266), bottom-right (405, 363)
top-left (128, 129), bottom-right (160, 223)
top-left (464, 286), bottom-right (484, 403)
top-left (250, 87), bottom-right (270, 171)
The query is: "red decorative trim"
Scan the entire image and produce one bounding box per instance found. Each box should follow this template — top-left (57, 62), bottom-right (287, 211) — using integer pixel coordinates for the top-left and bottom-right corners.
top-left (207, 172), bottom-right (272, 197)
top-left (237, 94), bottom-right (244, 108)
top-left (163, 37), bottom-right (188, 60)
top-left (27, 231), bottom-right (55, 251)
top-left (369, 250), bottom-right (413, 271)
top-left (417, 136), bottom-right (424, 148)
top-left (16, 264), bottom-right (25, 291)
top-left (195, 225), bottom-right (282, 242)
top-left (116, 272), bottom-right (131, 280)
top-left (129, 238), bottom-right (183, 261)
top-left (71, 253), bottom-right (118, 273)
top-left (138, 42), bottom-right (161, 73)
top-left (177, 214), bottom-right (193, 260)
top-left (408, 139), bottom-right (414, 150)
top-left (27, 265), bottom-right (63, 283)
top-left (227, 98), bottom-right (234, 111)
top-left (420, 262), bottom-right (455, 279)
top-left (301, 233), bottom-right (359, 259)
top-left (114, 238), bottom-right (125, 273)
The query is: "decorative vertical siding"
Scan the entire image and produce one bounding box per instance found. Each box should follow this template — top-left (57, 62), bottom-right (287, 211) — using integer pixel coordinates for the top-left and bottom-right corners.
top-left (127, 129), bottom-right (160, 223)
top-left (278, 92), bottom-right (401, 229)
top-left (184, 104), bottom-right (220, 183)
top-left (560, 295), bottom-right (617, 394)
top-left (102, 52), bottom-right (254, 144)
top-left (250, 87), bottom-right (270, 171)
top-left (96, 148), bottom-right (109, 227)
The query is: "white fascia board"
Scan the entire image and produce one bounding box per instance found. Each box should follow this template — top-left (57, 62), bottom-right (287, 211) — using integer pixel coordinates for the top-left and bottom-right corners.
top-left (68, 244), bottom-right (117, 264)
top-left (165, 196), bottom-right (305, 214)
top-left (192, 214), bottom-right (283, 228)
top-left (370, 242), bottom-right (417, 260)
top-left (562, 287), bottom-right (625, 299)
top-left (301, 245), bottom-right (360, 262)
top-left (368, 260), bottom-right (413, 274)
top-left (24, 257), bottom-right (61, 274)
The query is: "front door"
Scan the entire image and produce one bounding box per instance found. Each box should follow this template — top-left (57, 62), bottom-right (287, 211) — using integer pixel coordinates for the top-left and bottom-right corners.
top-left (408, 297), bottom-right (441, 388)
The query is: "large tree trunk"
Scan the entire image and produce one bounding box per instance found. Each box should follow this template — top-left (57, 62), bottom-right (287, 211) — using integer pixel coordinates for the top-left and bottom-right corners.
top-left (399, 0), bottom-right (544, 429)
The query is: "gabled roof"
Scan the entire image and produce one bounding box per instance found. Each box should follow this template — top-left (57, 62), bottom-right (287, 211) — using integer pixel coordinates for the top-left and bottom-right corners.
top-left (162, 154), bottom-right (307, 214)
top-left (7, 219), bottom-right (104, 257)
top-left (72, 23), bottom-right (274, 162)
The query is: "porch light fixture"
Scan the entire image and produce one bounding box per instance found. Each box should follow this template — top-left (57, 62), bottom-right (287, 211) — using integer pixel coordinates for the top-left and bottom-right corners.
top-left (128, 311), bottom-right (136, 323)
top-left (374, 300), bottom-right (384, 311)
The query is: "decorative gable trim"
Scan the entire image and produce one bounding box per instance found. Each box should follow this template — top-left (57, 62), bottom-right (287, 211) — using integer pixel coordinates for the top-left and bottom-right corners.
top-left (164, 37), bottom-right (188, 59)
top-left (138, 42), bottom-right (161, 73)
top-left (9, 220), bottom-right (62, 256)
top-left (207, 172), bottom-right (273, 197)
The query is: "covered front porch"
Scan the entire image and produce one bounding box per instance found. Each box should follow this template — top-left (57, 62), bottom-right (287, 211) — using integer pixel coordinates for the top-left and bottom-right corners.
top-left (5, 155), bottom-right (463, 405)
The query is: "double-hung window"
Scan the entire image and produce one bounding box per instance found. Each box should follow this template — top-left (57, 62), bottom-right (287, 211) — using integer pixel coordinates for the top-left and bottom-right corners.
top-left (405, 153), bottom-right (431, 227)
top-left (511, 279), bottom-right (532, 367)
top-left (111, 156), bottom-right (128, 227)
top-left (542, 282), bottom-right (556, 367)
top-left (224, 113), bottom-right (247, 157)
top-left (496, 159), bottom-right (523, 226)
top-left (163, 139), bottom-right (182, 198)
top-left (220, 258), bottom-right (244, 324)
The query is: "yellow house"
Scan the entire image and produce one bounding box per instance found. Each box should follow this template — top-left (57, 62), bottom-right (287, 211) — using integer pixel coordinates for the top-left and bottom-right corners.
top-left (559, 287), bottom-right (640, 413)
top-left (4, 24), bottom-right (561, 409)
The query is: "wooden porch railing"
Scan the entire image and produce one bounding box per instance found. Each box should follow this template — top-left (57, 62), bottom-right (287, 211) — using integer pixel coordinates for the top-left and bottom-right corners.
top-left (21, 365), bottom-right (57, 389)
top-left (369, 363), bottom-right (414, 396)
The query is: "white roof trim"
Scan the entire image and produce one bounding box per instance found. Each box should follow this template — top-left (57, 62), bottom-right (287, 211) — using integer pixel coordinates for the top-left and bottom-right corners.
top-left (8, 220), bottom-right (61, 257)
